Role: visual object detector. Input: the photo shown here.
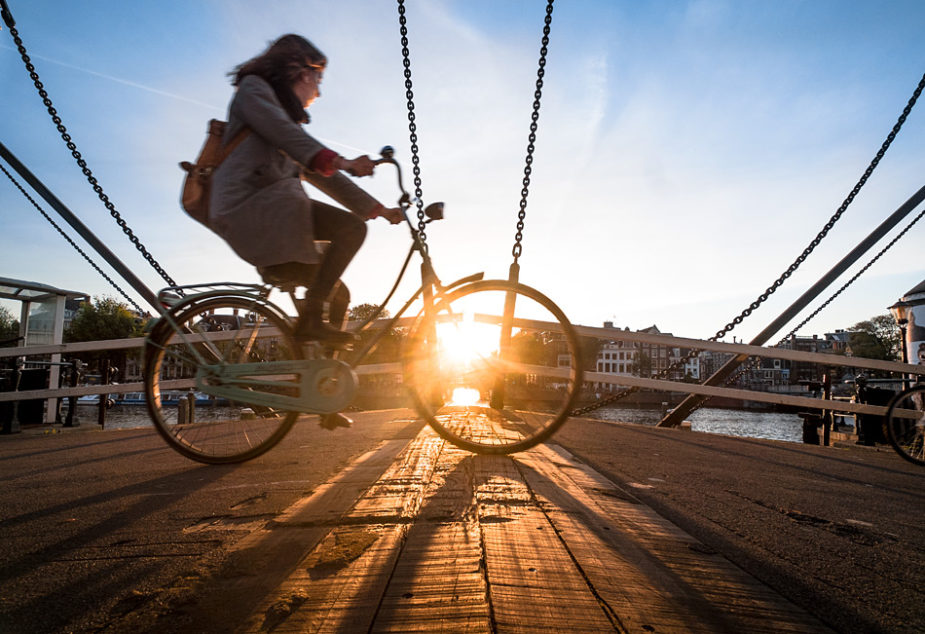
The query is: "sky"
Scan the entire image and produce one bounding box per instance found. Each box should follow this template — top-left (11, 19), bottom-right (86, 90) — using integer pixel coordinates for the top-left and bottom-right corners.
top-left (1, 0), bottom-right (923, 344)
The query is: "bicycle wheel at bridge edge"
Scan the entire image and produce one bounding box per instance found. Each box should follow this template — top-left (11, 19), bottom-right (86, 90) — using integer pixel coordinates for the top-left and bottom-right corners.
top-left (885, 383), bottom-right (925, 466)
top-left (143, 293), bottom-right (302, 464)
top-left (402, 279), bottom-right (584, 454)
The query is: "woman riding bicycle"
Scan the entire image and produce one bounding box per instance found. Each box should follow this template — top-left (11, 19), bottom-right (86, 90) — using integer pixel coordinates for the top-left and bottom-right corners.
top-left (210, 34), bottom-right (402, 347)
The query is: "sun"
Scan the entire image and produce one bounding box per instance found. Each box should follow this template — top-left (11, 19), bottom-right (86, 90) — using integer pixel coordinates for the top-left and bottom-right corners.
top-left (435, 317), bottom-right (505, 368)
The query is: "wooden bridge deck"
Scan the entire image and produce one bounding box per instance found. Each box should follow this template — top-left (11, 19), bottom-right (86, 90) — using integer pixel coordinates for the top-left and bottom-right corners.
top-left (1, 409), bottom-right (921, 633)
top-left (186, 427), bottom-right (827, 633)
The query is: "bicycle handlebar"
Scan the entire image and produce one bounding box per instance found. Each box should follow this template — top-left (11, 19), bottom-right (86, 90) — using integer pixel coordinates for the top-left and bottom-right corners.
top-left (374, 146), bottom-right (444, 227)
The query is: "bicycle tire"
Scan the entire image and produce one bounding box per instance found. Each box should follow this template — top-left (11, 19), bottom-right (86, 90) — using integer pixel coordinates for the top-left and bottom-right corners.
top-left (144, 294), bottom-right (302, 464)
top-left (403, 280), bottom-right (583, 454)
top-left (885, 383), bottom-right (925, 466)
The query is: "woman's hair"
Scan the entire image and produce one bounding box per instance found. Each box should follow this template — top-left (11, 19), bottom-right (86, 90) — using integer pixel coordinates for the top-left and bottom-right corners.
top-left (231, 34), bottom-right (327, 123)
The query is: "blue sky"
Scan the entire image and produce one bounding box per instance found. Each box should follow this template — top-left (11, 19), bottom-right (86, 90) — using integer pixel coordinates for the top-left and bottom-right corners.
top-left (1, 0), bottom-right (923, 342)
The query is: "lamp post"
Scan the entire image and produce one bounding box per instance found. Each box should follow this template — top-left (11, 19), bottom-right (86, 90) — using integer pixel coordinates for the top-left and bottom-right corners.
top-left (889, 300), bottom-right (910, 387)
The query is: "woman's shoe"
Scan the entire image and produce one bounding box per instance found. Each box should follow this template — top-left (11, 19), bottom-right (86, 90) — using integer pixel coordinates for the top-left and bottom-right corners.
top-left (294, 308), bottom-right (358, 346)
top-left (319, 412), bottom-right (353, 430)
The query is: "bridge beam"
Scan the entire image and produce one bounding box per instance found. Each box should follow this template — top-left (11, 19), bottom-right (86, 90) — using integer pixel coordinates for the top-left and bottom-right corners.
top-left (659, 183), bottom-right (925, 427)
top-left (0, 141), bottom-right (162, 312)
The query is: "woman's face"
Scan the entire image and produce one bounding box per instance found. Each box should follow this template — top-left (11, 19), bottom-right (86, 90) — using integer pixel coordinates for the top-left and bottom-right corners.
top-left (293, 66), bottom-right (323, 108)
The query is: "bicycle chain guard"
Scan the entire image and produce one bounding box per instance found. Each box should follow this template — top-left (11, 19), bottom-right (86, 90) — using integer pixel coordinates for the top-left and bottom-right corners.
top-left (195, 358), bottom-right (357, 415)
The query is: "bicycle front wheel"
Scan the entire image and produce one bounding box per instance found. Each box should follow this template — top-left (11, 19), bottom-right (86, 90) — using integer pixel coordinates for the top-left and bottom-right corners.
top-left (144, 294), bottom-right (302, 464)
top-left (885, 384), bottom-right (925, 466)
top-left (403, 280), bottom-right (583, 454)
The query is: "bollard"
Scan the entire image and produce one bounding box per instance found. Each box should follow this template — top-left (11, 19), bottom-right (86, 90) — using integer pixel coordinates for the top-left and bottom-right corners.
top-left (187, 390), bottom-right (196, 423)
top-left (799, 412), bottom-right (822, 445)
top-left (178, 396), bottom-right (190, 425)
top-left (63, 359), bottom-right (80, 428)
top-left (97, 361), bottom-right (110, 429)
top-left (820, 370), bottom-right (832, 446)
top-left (1, 363), bottom-right (21, 434)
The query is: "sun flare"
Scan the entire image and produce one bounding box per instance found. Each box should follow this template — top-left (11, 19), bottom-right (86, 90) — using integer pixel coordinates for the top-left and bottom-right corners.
top-left (436, 317), bottom-right (508, 367)
top-left (449, 387), bottom-right (482, 406)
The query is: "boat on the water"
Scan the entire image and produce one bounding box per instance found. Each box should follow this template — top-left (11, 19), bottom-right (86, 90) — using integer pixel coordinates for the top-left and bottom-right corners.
top-left (76, 391), bottom-right (227, 406)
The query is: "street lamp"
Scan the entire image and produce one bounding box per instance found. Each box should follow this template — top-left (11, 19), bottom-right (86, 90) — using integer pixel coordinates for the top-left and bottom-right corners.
top-left (889, 299), bottom-right (910, 386)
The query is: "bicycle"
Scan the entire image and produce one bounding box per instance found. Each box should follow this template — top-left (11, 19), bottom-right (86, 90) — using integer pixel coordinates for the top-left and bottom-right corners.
top-left (885, 380), bottom-right (925, 466)
top-left (143, 147), bottom-right (584, 463)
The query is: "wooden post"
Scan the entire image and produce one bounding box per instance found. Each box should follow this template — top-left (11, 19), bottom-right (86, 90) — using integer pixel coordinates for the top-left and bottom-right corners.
top-left (187, 390), bottom-right (196, 423)
top-left (178, 396), bottom-right (189, 425)
top-left (63, 359), bottom-right (79, 427)
top-left (97, 360), bottom-right (109, 429)
top-left (822, 370), bottom-right (833, 446)
top-left (491, 262), bottom-right (519, 410)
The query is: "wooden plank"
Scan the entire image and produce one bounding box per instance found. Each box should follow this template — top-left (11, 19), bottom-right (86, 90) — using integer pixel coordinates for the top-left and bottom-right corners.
top-left (478, 313), bottom-right (923, 376)
top-left (372, 442), bottom-right (491, 633)
top-left (516, 444), bottom-right (829, 633)
top-left (239, 523), bottom-right (407, 633)
top-left (237, 431), bottom-right (446, 633)
top-left (373, 519), bottom-right (489, 633)
top-left (508, 366), bottom-right (904, 418)
top-left (181, 437), bottom-right (412, 633)
top-left (473, 455), bottom-right (617, 632)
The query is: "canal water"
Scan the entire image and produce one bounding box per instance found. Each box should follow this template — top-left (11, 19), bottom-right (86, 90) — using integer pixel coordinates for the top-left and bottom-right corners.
top-left (593, 407), bottom-right (812, 443)
top-left (69, 404), bottom-right (830, 444)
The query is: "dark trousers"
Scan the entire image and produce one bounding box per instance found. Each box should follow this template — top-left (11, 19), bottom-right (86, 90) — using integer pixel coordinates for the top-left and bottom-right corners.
top-left (307, 201), bottom-right (367, 325)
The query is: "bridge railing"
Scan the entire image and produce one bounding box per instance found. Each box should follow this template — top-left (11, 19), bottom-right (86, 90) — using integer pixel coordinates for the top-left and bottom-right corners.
top-left (1, 317), bottom-right (922, 420)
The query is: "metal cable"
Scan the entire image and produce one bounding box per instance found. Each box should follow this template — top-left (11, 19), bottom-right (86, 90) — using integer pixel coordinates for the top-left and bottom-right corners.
top-left (0, 162), bottom-right (145, 313)
top-left (5, 17), bottom-right (180, 289)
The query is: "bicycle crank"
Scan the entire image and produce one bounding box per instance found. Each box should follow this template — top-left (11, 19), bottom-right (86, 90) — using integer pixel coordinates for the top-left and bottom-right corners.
top-left (195, 358), bottom-right (358, 414)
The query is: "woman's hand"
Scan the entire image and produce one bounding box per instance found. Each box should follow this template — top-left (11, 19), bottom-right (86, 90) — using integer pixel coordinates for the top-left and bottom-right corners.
top-left (380, 207), bottom-right (404, 224)
top-left (369, 206), bottom-right (404, 224)
top-left (339, 155), bottom-right (376, 177)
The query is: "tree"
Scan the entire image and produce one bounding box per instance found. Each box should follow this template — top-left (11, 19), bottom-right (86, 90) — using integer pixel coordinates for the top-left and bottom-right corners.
top-left (0, 306), bottom-right (20, 347)
top-left (64, 297), bottom-right (144, 378)
top-left (633, 351), bottom-right (653, 377)
top-left (348, 303), bottom-right (402, 363)
top-left (848, 314), bottom-right (901, 362)
top-left (65, 297), bottom-right (143, 342)
top-left (349, 303), bottom-right (388, 323)
top-left (578, 336), bottom-right (602, 371)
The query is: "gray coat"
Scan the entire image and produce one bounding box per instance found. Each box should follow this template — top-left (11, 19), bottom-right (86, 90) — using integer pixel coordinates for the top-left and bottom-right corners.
top-left (210, 74), bottom-right (382, 267)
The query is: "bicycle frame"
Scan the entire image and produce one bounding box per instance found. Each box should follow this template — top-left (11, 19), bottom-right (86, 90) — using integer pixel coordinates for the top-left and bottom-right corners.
top-left (145, 153), bottom-right (482, 415)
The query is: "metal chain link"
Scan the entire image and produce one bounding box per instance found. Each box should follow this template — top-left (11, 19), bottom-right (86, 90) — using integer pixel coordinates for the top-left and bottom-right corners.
top-left (511, 0), bottom-right (554, 264)
top-left (5, 20), bottom-right (179, 289)
top-left (396, 0), bottom-right (428, 252)
top-left (572, 71), bottom-right (925, 417)
top-left (708, 70), bottom-right (925, 343)
top-left (0, 162), bottom-right (145, 314)
top-left (776, 207), bottom-right (925, 347)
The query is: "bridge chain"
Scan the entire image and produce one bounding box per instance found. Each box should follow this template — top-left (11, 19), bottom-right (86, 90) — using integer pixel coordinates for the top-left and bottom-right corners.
top-left (572, 70), bottom-right (925, 418)
top-left (511, 0), bottom-right (554, 265)
top-left (775, 207), bottom-right (925, 347)
top-left (4, 12), bottom-right (180, 292)
top-left (396, 0), bottom-right (428, 253)
top-left (0, 162), bottom-right (145, 314)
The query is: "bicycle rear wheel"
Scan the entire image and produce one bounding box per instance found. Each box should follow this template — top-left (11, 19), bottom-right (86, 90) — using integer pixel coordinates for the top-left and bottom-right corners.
top-left (403, 280), bottom-right (583, 454)
top-left (144, 294), bottom-right (302, 464)
top-left (885, 384), bottom-right (925, 466)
